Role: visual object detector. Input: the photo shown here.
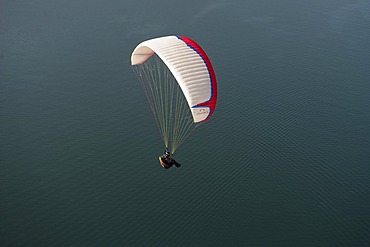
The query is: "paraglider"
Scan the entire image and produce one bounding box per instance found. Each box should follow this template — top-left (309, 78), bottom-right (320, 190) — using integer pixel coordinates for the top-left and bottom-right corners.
top-left (159, 148), bottom-right (181, 169)
top-left (131, 35), bottom-right (217, 168)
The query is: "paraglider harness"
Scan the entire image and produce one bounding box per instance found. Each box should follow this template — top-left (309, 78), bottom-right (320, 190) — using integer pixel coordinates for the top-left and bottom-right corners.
top-left (159, 148), bottom-right (181, 169)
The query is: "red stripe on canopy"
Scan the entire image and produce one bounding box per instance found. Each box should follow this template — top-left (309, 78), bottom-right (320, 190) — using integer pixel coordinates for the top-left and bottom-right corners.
top-left (177, 36), bottom-right (217, 122)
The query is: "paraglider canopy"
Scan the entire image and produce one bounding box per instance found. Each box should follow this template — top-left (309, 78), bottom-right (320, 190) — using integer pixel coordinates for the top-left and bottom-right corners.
top-left (131, 35), bottom-right (217, 123)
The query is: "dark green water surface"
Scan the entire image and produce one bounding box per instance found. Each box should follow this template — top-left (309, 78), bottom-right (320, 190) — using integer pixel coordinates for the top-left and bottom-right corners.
top-left (1, 0), bottom-right (370, 246)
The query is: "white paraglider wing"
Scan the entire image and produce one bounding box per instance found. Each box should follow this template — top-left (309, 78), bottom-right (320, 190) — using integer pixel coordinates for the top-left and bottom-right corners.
top-left (131, 36), bottom-right (217, 123)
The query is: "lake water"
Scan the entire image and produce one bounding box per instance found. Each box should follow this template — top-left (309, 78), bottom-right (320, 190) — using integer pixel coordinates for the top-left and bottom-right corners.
top-left (1, 0), bottom-right (370, 246)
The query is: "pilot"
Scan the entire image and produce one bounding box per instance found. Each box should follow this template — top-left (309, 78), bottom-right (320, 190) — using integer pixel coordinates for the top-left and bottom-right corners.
top-left (163, 149), bottom-right (171, 159)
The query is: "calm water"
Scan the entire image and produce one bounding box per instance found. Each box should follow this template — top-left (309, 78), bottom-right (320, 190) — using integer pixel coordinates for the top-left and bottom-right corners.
top-left (1, 0), bottom-right (370, 246)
